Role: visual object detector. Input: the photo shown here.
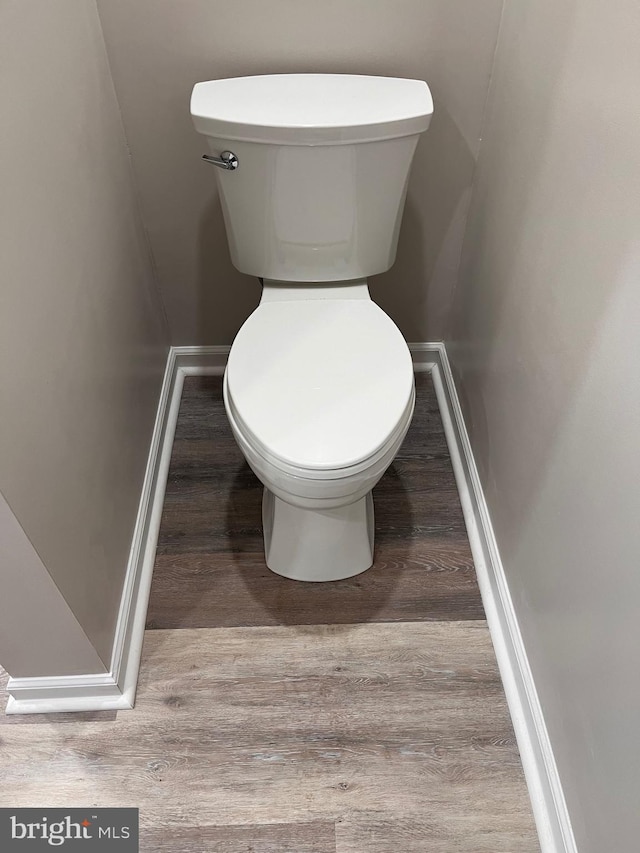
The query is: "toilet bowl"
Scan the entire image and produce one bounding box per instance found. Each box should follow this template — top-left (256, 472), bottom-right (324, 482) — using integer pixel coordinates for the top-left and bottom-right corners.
top-left (224, 281), bottom-right (415, 581)
top-left (191, 74), bottom-right (433, 581)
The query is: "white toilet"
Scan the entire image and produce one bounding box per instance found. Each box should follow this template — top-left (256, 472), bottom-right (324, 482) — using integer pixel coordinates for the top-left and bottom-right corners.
top-left (191, 74), bottom-right (433, 582)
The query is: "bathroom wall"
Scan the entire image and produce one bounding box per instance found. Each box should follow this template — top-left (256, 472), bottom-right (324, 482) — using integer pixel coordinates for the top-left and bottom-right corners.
top-left (0, 0), bottom-right (169, 673)
top-left (96, 0), bottom-right (504, 345)
top-left (449, 0), bottom-right (640, 848)
top-left (0, 491), bottom-right (106, 678)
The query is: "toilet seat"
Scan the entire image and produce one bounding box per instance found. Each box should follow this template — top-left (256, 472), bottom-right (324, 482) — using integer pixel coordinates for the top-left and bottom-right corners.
top-left (225, 298), bottom-right (414, 479)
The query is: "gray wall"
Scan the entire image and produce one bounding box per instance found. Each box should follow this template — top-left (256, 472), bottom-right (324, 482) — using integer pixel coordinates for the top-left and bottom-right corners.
top-left (449, 0), bottom-right (640, 848)
top-left (96, 0), bottom-right (504, 345)
top-left (0, 0), bottom-right (169, 673)
top-left (0, 491), bottom-right (106, 678)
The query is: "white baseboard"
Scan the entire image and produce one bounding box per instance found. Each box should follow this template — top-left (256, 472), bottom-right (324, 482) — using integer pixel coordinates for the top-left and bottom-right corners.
top-left (6, 347), bottom-right (185, 714)
top-left (5, 673), bottom-right (131, 715)
top-left (430, 342), bottom-right (576, 853)
top-left (6, 346), bottom-right (230, 715)
top-left (167, 344), bottom-right (229, 375)
top-left (4, 341), bottom-right (577, 853)
top-left (407, 341), bottom-right (438, 372)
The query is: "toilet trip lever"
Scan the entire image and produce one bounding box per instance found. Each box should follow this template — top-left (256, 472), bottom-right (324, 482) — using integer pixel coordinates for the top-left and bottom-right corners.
top-left (201, 151), bottom-right (239, 170)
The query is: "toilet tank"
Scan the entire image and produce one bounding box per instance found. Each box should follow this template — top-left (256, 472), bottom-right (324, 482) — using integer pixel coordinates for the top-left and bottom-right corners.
top-left (191, 74), bottom-right (433, 282)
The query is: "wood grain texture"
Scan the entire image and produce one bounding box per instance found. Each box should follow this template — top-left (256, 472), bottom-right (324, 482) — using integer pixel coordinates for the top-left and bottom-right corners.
top-left (147, 373), bottom-right (484, 629)
top-left (0, 369), bottom-right (539, 851)
top-left (142, 822), bottom-right (336, 853)
top-left (0, 624), bottom-right (539, 851)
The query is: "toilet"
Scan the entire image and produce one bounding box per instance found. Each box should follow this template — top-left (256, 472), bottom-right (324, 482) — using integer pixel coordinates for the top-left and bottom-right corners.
top-left (191, 74), bottom-right (433, 582)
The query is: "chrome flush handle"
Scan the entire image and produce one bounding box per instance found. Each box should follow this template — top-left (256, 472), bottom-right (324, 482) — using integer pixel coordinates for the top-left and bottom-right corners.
top-left (201, 151), bottom-right (239, 170)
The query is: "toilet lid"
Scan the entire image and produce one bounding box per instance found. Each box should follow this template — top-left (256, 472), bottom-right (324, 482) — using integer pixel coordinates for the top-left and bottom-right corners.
top-left (226, 299), bottom-right (414, 472)
top-left (192, 74), bottom-right (433, 145)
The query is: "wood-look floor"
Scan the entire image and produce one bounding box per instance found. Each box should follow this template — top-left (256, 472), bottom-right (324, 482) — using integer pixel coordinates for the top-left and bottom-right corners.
top-left (0, 372), bottom-right (540, 852)
top-left (147, 374), bottom-right (485, 629)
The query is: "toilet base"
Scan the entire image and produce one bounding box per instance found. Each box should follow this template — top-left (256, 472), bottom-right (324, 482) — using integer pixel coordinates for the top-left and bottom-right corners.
top-left (262, 488), bottom-right (374, 582)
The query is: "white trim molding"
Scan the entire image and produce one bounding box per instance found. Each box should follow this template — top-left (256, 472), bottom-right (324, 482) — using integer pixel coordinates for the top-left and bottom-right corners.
top-left (428, 342), bottom-right (577, 853)
top-left (4, 341), bottom-right (577, 853)
top-left (407, 341), bottom-right (438, 373)
top-left (166, 344), bottom-right (229, 375)
top-left (6, 673), bottom-right (129, 715)
top-left (6, 347), bottom-right (229, 715)
top-left (105, 347), bottom-right (229, 700)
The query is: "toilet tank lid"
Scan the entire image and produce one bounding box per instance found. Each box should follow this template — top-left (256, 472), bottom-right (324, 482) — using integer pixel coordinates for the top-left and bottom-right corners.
top-left (191, 74), bottom-right (433, 145)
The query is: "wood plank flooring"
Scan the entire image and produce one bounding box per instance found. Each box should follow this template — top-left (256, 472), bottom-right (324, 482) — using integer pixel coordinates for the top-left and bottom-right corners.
top-left (147, 373), bottom-right (485, 629)
top-left (0, 371), bottom-right (540, 852)
top-left (1, 625), bottom-right (536, 851)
